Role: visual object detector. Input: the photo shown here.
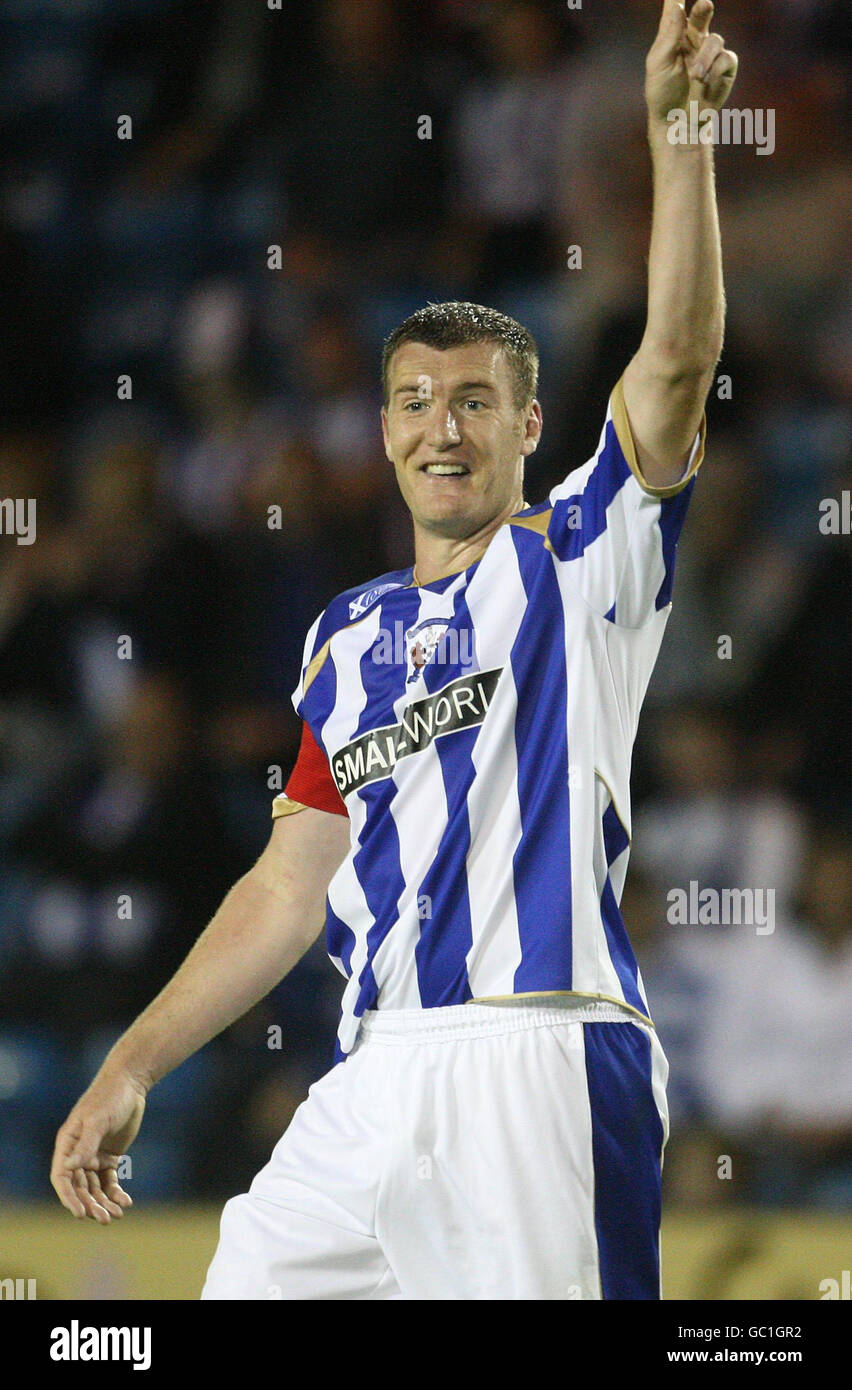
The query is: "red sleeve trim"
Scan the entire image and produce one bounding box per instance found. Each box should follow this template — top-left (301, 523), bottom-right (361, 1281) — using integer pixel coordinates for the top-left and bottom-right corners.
top-left (283, 721), bottom-right (348, 817)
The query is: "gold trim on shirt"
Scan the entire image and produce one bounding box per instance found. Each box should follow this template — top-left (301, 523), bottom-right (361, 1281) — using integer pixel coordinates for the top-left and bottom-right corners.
top-left (610, 374), bottom-right (706, 498)
top-left (469, 989), bottom-right (654, 1028)
top-left (271, 795), bottom-right (310, 820)
top-left (509, 509), bottom-right (555, 551)
top-left (302, 638), bottom-right (332, 698)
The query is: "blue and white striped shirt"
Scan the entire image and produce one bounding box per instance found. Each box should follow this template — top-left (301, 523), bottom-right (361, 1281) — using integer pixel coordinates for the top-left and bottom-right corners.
top-left (278, 377), bottom-right (705, 1060)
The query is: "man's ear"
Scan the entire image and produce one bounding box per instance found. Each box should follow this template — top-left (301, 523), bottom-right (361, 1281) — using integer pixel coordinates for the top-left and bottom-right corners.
top-left (521, 399), bottom-right (543, 458)
top-left (381, 407), bottom-right (394, 463)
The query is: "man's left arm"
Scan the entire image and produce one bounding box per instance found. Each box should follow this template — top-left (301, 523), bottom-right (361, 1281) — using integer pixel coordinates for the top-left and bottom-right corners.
top-left (622, 0), bottom-right (739, 489)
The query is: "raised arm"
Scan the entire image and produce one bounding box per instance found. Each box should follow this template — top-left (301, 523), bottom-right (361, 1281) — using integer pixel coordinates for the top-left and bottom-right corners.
top-left (622, 0), bottom-right (738, 488)
top-left (50, 807), bottom-right (349, 1223)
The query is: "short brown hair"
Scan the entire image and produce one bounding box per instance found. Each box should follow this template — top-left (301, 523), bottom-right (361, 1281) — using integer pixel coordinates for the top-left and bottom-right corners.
top-left (382, 301), bottom-right (539, 411)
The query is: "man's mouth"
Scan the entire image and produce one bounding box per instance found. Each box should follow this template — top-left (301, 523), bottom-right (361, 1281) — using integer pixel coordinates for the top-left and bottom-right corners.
top-left (421, 462), bottom-right (470, 476)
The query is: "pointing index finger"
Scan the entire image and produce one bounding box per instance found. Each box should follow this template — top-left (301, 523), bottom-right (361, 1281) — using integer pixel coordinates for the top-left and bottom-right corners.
top-left (687, 0), bottom-right (715, 40)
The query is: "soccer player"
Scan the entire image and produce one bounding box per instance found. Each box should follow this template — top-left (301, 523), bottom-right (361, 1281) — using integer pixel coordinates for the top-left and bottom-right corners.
top-left (51, 0), bottom-right (738, 1299)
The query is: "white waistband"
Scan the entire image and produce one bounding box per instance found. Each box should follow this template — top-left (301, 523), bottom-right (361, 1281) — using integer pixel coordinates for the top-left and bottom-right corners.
top-left (357, 997), bottom-right (646, 1045)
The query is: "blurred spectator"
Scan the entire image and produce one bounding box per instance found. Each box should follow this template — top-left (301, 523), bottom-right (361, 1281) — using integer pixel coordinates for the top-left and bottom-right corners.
top-left (648, 434), bottom-right (801, 705)
top-left (449, 1), bottom-right (582, 296)
top-left (294, 307), bottom-right (387, 508)
top-left (748, 488), bottom-right (852, 821)
top-left (623, 869), bottom-right (714, 1131)
top-left (5, 673), bottom-right (237, 1035)
top-left (697, 826), bottom-right (852, 1206)
top-left (279, 0), bottom-right (448, 276)
top-left (61, 431), bottom-right (220, 719)
top-left (632, 703), bottom-right (806, 910)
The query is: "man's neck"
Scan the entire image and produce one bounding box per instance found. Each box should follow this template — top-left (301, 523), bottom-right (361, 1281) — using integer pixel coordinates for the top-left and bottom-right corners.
top-left (412, 493), bottom-right (524, 585)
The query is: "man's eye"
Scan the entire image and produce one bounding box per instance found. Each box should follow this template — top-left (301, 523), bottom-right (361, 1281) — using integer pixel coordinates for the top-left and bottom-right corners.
top-left (404, 400), bottom-right (427, 411)
top-left (464, 400), bottom-right (484, 410)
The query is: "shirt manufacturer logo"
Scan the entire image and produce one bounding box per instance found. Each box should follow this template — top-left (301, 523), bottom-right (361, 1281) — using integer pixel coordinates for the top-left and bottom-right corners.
top-left (348, 583), bottom-right (403, 620)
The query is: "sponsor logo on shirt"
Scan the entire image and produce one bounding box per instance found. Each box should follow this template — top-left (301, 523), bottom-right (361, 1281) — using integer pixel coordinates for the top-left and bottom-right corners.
top-left (331, 667), bottom-right (502, 797)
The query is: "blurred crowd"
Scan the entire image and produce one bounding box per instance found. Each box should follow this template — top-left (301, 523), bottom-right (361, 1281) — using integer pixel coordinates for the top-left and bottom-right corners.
top-left (0, 0), bottom-right (849, 1210)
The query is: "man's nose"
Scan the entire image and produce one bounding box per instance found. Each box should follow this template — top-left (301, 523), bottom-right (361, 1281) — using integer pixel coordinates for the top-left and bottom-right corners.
top-left (426, 408), bottom-right (462, 448)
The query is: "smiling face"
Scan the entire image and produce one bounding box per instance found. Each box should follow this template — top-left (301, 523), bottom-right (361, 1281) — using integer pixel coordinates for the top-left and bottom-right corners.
top-left (381, 340), bottom-right (542, 542)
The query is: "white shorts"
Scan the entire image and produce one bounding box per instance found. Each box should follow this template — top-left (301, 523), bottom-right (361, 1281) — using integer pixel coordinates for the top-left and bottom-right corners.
top-left (201, 1000), bottom-right (669, 1301)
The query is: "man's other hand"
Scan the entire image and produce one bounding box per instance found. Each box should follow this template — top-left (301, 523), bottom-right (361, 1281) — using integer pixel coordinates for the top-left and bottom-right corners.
top-left (646, 0), bottom-right (739, 124)
top-left (50, 1069), bottom-right (147, 1223)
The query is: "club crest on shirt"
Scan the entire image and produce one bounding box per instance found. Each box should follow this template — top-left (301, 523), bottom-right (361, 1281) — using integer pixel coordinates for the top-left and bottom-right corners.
top-left (405, 618), bottom-right (451, 684)
top-left (348, 582), bottom-right (403, 621)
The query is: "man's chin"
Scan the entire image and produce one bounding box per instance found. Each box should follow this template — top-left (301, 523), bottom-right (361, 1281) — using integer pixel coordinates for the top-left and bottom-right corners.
top-left (416, 509), bottom-right (482, 541)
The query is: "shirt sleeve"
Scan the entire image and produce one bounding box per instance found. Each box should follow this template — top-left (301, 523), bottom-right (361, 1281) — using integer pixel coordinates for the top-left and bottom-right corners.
top-left (272, 720), bottom-right (348, 820)
top-left (544, 374), bottom-right (706, 627)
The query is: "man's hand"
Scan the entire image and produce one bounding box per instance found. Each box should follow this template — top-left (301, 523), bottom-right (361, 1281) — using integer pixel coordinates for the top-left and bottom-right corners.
top-left (51, 1069), bottom-right (146, 1223)
top-left (48, 805), bottom-right (349, 1224)
top-left (646, 0), bottom-right (738, 125)
top-left (621, 0), bottom-right (735, 486)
